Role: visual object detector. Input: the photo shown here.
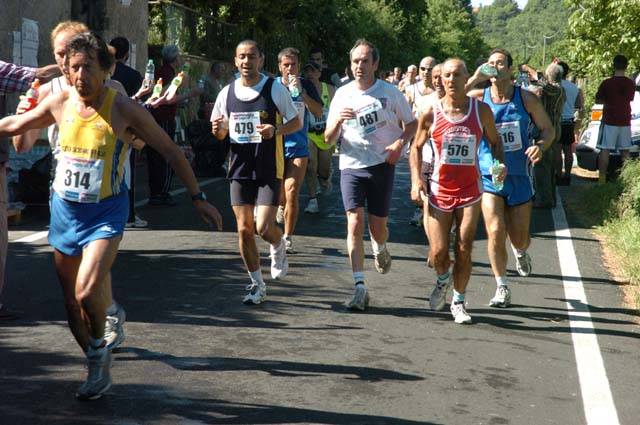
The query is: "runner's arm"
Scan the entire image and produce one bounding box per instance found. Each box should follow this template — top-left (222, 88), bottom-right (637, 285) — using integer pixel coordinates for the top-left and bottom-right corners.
top-left (12, 81), bottom-right (54, 153)
top-left (0, 94), bottom-right (57, 146)
top-left (410, 109), bottom-right (433, 203)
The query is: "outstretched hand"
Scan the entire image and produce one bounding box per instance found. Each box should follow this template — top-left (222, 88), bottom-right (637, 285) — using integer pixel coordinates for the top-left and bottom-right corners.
top-left (194, 201), bottom-right (223, 231)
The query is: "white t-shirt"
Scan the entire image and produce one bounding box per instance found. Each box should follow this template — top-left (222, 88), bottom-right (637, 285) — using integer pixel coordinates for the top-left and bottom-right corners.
top-left (327, 79), bottom-right (415, 169)
top-left (211, 75), bottom-right (298, 124)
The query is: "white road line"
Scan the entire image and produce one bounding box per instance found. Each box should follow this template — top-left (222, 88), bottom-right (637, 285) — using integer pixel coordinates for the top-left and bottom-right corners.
top-left (12, 177), bottom-right (224, 244)
top-left (552, 190), bottom-right (620, 425)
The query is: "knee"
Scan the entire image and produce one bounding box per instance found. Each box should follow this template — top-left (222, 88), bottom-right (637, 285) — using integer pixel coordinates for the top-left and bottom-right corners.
top-left (485, 223), bottom-right (505, 242)
top-left (237, 225), bottom-right (255, 243)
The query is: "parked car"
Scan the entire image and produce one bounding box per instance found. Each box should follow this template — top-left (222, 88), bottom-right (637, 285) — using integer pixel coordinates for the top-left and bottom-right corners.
top-left (575, 90), bottom-right (640, 172)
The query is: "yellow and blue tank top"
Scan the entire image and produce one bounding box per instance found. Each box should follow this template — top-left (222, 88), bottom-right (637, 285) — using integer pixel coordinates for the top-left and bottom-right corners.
top-left (53, 88), bottom-right (129, 202)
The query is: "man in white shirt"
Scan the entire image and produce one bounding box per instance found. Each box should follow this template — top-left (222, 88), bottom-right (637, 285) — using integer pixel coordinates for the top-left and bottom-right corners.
top-left (325, 39), bottom-right (417, 311)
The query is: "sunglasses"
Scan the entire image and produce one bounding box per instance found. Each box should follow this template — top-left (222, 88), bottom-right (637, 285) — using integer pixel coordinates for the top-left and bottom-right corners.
top-left (420, 67), bottom-right (433, 72)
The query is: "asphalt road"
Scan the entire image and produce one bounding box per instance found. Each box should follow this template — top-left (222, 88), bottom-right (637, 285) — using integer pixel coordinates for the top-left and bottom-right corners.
top-left (2, 156), bottom-right (639, 425)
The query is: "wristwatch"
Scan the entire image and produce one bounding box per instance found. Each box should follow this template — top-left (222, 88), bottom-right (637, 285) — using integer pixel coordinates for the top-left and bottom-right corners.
top-left (191, 191), bottom-right (207, 202)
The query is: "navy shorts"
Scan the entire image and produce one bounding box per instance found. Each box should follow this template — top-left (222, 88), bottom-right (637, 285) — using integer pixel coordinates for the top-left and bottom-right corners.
top-left (230, 179), bottom-right (281, 206)
top-left (482, 174), bottom-right (534, 206)
top-left (49, 191), bottom-right (128, 256)
top-left (340, 162), bottom-right (395, 217)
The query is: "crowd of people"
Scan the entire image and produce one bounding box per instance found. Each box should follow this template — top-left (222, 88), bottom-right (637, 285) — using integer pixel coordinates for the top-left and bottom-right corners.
top-left (0, 19), bottom-right (636, 401)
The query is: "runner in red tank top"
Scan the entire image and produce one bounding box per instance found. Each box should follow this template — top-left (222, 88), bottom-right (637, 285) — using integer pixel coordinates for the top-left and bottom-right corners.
top-left (410, 58), bottom-right (505, 324)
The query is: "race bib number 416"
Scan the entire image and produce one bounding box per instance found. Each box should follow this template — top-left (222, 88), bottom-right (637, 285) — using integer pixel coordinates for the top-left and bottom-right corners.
top-left (229, 111), bottom-right (261, 144)
top-left (496, 121), bottom-right (522, 152)
top-left (53, 154), bottom-right (104, 203)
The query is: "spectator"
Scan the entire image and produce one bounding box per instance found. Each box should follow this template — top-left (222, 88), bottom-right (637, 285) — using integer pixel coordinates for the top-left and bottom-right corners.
top-left (309, 47), bottom-right (341, 88)
top-left (556, 61), bottom-right (584, 185)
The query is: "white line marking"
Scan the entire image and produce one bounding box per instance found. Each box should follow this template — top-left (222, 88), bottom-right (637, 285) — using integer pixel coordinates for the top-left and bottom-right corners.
top-left (552, 189), bottom-right (619, 425)
top-left (14, 230), bottom-right (49, 243)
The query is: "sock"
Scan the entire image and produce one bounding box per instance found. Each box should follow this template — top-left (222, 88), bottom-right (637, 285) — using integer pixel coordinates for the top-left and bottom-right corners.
top-left (248, 269), bottom-right (265, 285)
top-left (88, 336), bottom-right (105, 352)
top-left (353, 271), bottom-right (365, 285)
top-left (371, 239), bottom-right (385, 255)
top-left (453, 289), bottom-right (465, 303)
top-left (495, 276), bottom-right (507, 287)
top-left (283, 234), bottom-right (289, 240)
top-left (272, 238), bottom-right (284, 251)
top-left (437, 271), bottom-right (450, 282)
top-left (515, 248), bottom-right (526, 257)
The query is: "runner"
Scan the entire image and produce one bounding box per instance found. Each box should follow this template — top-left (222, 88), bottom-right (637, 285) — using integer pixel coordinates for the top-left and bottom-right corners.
top-left (467, 48), bottom-right (554, 308)
top-left (0, 32), bottom-right (222, 400)
top-left (410, 58), bottom-right (505, 324)
top-left (274, 47), bottom-right (323, 253)
top-left (303, 61), bottom-right (336, 214)
top-left (325, 39), bottom-right (417, 311)
top-left (210, 40), bottom-right (302, 305)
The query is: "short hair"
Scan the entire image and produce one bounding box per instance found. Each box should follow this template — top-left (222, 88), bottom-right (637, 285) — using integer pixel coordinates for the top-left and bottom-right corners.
top-left (236, 39), bottom-right (261, 55)
top-left (408, 65), bottom-right (417, 72)
top-left (278, 47), bottom-right (300, 63)
top-left (489, 48), bottom-right (513, 68)
top-left (65, 31), bottom-right (113, 71)
top-left (50, 21), bottom-right (89, 46)
top-left (309, 47), bottom-right (322, 56)
top-left (161, 45), bottom-right (180, 63)
top-left (557, 61), bottom-right (570, 79)
top-left (545, 63), bottom-right (564, 84)
top-left (613, 55), bottom-right (628, 70)
top-left (350, 39), bottom-right (379, 63)
top-left (109, 36), bottom-right (130, 60)
top-left (443, 58), bottom-right (469, 75)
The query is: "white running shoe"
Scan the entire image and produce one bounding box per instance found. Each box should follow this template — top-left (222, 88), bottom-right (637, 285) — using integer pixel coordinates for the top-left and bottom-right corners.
top-left (304, 198), bottom-right (319, 214)
top-left (243, 282), bottom-right (267, 305)
top-left (374, 246), bottom-right (392, 274)
top-left (76, 348), bottom-right (112, 401)
top-left (450, 301), bottom-right (472, 324)
top-left (270, 239), bottom-right (288, 279)
top-left (345, 283), bottom-right (369, 311)
top-left (512, 247), bottom-right (532, 277)
top-left (125, 215), bottom-right (148, 229)
top-left (276, 206), bottom-right (285, 224)
top-left (410, 207), bottom-right (423, 227)
top-left (429, 275), bottom-right (452, 311)
top-left (489, 285), bottom-right (511, 308)
top-left (284, 236), bottom-right (296, 254)
top-left (104, 302), bottom-right (126, 350)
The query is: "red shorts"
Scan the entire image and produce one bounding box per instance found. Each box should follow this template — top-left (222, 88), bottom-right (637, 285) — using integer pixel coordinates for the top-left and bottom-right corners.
top-left (428, 192), bottom-right (482, 212)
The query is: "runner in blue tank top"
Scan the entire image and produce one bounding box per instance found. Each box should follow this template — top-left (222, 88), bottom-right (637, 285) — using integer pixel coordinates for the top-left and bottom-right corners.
top-left (467, 48), bottom-right (555, 308)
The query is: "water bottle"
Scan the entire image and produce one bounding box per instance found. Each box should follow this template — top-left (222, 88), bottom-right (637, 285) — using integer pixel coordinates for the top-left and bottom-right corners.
top-left (288, 74), bottom-right (300, 98)
top-left (491, 159), bottom-right (505, 191)
top-left (165, 72), bottom-right (184, 99)
top-left (198, 76), bottom-right (205, 90)
top-left (144, 60), bottom-right (154, 88)
top-left (182, 61), bottom-right (191, 75)
top-left (480, 64), bottom-right (498, 77)
top-left (18, 79), bottom-right (40, 114)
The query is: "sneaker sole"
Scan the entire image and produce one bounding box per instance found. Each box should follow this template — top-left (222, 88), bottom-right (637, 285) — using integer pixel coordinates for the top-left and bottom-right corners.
top-left (76, 381), bottom-right (112, 401)
top-left (346, 295), bottom-right (370, 311)
top-left (243, 297), bottom-right (265, 305)
top-left (489, 301), bottom-right (510, 308)
top-left (454, 317), bottom-right (472, 324)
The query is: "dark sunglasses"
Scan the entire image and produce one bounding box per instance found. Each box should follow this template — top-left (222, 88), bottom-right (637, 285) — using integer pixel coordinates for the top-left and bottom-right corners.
top-left (420, 67), bottom-right (433, 72)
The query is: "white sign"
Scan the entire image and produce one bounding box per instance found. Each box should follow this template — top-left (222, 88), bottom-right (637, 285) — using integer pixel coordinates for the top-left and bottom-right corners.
top-left (21, 18), bottom-right (39, 67)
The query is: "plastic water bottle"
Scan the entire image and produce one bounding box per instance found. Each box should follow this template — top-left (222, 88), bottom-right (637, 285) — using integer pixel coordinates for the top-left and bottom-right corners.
top-left (288, 74), bottom-right (300, 98)
top-left (152, 78), bottom-right (163, 98)
top-left (480, 64), bottom-right (498, 77)
top-left (144, 60), bottom-right (154, 88)
top-left (198, 76), bottom-right (205, 90)
top-left (491, 159), bottom-right (505, 191)
top-left (165, 72), bottom-right (184, 99)
top-left (18, 79), bottom-right (40, 114)
top-left (182, 61), bottom-right (191, 75)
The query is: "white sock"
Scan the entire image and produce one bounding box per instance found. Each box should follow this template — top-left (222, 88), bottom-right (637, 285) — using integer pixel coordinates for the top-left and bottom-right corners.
top-left (495, 276), bottom-right (507, 287)
top-left (371, 239), bottom-right (385, 255)
top-left (248, 269), bottom-right (265, 285)
top-left (353, 271), bottom-right (365, 285)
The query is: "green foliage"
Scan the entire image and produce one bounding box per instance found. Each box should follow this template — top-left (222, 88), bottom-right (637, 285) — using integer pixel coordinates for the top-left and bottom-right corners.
top-left (566, 0), bottom-right (640, 80)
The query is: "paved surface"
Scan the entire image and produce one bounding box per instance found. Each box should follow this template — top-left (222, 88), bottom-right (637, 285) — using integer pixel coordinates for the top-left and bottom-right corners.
top-left (2, 156), bottom-right (639, 424)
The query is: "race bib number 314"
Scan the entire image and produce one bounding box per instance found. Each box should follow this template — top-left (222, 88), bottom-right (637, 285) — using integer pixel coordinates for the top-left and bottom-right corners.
top-left (54, 154), bottom-right (104, 203)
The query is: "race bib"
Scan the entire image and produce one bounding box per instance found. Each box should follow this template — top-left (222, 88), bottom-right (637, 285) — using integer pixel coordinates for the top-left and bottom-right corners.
top-left (293, 101), bottom-right (306, 125)
top-left (496, 121), bottom-right (522, 152)
top-left (441, 133), bottom-right (476, 166)
top-left (229, 111), bottom-right (261, 144)
top-left (53, 154), bottom-right (104, 203)
top-left (350, 99), bottom-right (387, 138)
top-left (309, 108), bottom-right (328, 133)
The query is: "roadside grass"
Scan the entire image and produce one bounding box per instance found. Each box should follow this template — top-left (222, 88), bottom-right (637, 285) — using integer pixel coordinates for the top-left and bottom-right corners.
top-left (581, 161), bottom-right (640, 309)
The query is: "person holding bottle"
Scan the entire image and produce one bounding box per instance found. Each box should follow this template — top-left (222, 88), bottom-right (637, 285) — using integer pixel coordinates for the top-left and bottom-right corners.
top-left (467, 48), bottom-right (554, 309)
top-left (274, 47), bottom-right (323, 254)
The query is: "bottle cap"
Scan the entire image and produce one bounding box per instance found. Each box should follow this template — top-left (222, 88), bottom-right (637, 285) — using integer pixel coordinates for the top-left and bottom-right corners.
top-left (32, 79), bottom-right (40, 89)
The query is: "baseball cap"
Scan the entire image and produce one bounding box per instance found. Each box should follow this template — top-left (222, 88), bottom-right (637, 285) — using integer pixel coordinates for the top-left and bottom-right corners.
top-left (303, 62), bottom-right (321, 71)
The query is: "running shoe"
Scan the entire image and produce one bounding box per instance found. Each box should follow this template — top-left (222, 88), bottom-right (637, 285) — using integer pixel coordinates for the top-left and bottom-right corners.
top-left (410, 207), bottom-right (423, 227)
top-left (304, 198), bottom-right (319, 214)
top-left (345, 283), bottom-right (369, 311)
top-left (284, 236), bottom-right (296, 254)
top-left (125, 215), bottom-right (148, 229)
top-left (428, 275), bottom-right (451, 311)
top-left (76, 349), bottom-right (112, 401)
top-left (243, 282), bottom-right (267, 305)
top-left (450, 301), bottom-right (472, 324)
top-left (374, 246), bottom-right (392, 274)
top-left (276, 205), bottom-right (285, 224)
top-left (270, 239), bottom-right (288, 279)
top-left (512, 247), bottom-right (532, 277)
top-left (489, 285), bottom-right (511, 308)
top-left (104, 302), bottom-right (126, 350)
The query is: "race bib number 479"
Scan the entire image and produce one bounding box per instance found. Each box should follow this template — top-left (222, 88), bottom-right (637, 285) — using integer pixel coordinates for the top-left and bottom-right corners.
top-left (229, 111), bottom-right (261, 144)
